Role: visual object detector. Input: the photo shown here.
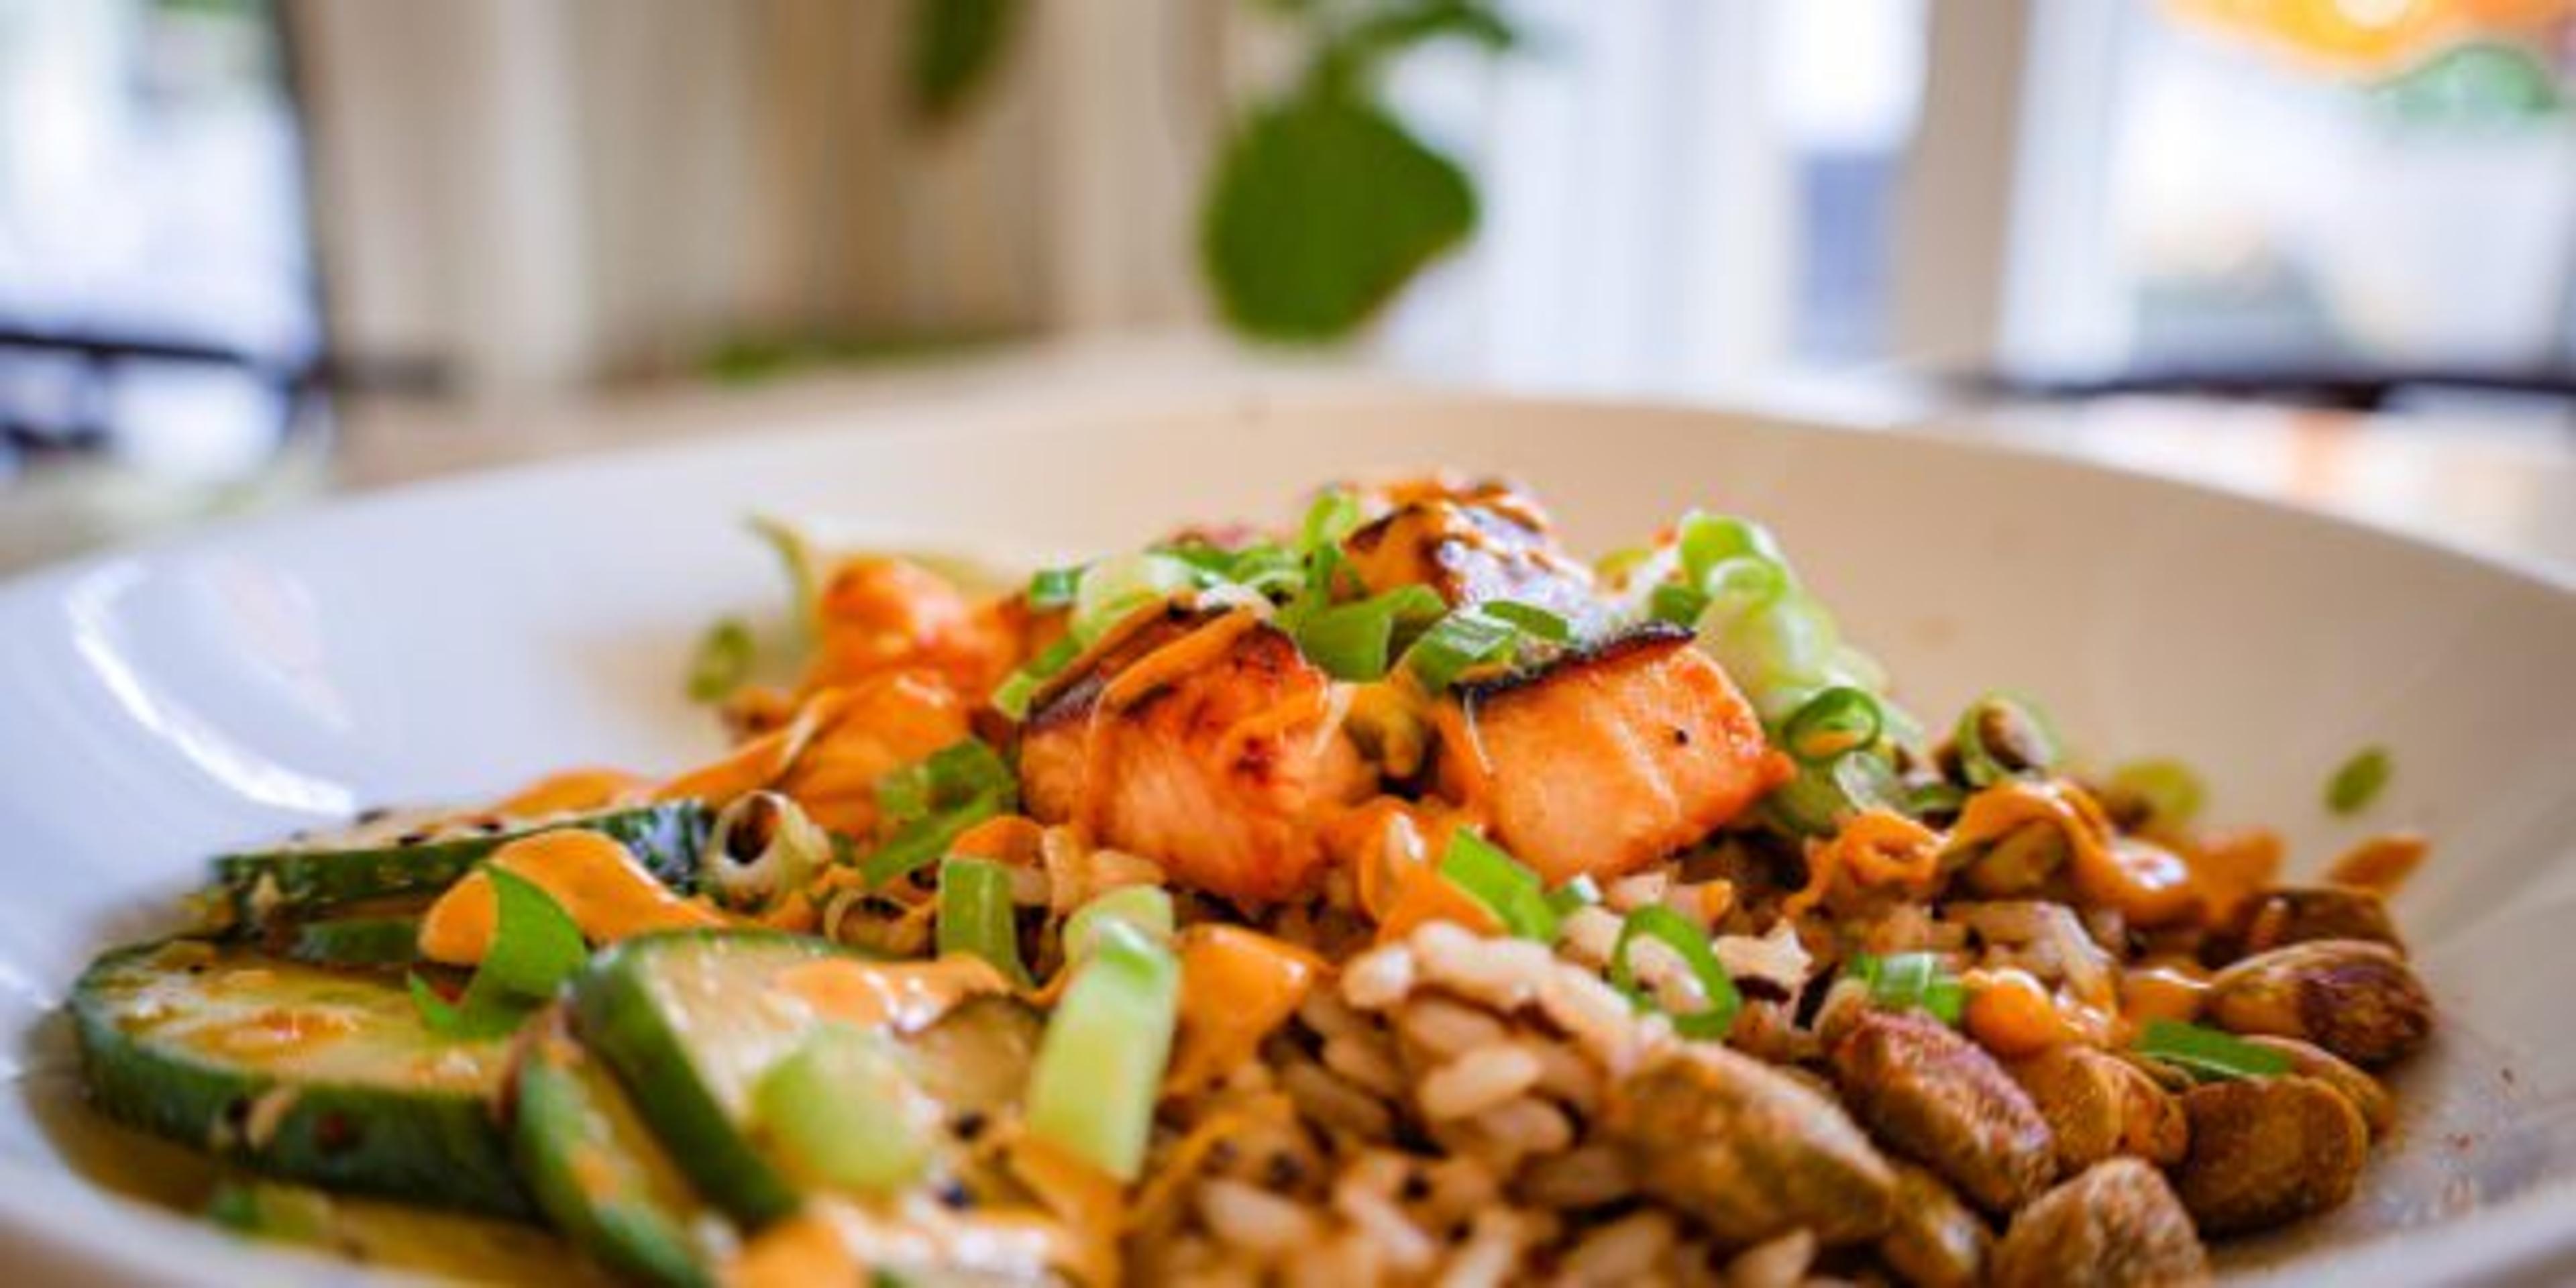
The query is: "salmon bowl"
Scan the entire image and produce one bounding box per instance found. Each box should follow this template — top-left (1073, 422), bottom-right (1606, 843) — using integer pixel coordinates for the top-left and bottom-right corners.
top-left (0, 389), bottom-right (2571, 1285)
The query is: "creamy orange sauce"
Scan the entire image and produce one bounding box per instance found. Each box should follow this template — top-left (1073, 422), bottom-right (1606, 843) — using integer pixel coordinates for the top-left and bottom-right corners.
top-left (2327, 831), bottom-right (2428, 896)
top-left (1006, 1134), bottom-right (1125, 1287)
top-left (2119, 962), bottom-right (2211, 1034)
top-left (951, 814), bottom-right (1046, 867)
top-left (488, 767), bottom-right (646, 818)
top-left (1786, 808), bottom-right (1942, 917)
top-left (1166, 926), bottom-right (1326, 1096)
top-left (765, 956), bottom-right (1012, 1034)
top-left (2182, 826), bottom-right (2285, 925)
top-left (1953, 780), bottom-right (2199, 926)
top-left (724, 1210), bottom-right (860, 1288)
top-left (417, 830), bottom-right (727, 965)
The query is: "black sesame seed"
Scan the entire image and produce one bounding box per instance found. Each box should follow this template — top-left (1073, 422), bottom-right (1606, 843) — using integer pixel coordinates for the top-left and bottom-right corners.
top-left (355, 806), bottom-right (392, 824)
top-left (954, 1111), bottom-right (988, 1140)
top-left (1671, 727), bottom-right (1692, 747)
top-left (394, 830), bottom-right (431, 847)
top-left (934, 1179), bottom-right (971, 1209)
top-left (1264, 1152), bottom-right (1305, 1189)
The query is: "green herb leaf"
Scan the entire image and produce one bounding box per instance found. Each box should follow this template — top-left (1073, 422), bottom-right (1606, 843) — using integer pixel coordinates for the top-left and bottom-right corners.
top-left (1202, 96), bottom-right (1475, 341)
top-left (686, 617), bottom-right (756, 703)
top-left (409, 867), bottom-right (588, 1039)
top-left (2326, 747), bottom-right (2392, 816)
top-left (1438, 829), bottom-right (1558, 941)
top-left (2134, 1019), bottom-right (2293, 1082)
top-left (1608, 906), bottom-right (1743, 1040)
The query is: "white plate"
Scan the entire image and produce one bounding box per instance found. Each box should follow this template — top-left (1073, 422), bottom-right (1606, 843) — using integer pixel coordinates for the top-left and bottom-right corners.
top-left (2, 390), bottom-right (2571, 1285)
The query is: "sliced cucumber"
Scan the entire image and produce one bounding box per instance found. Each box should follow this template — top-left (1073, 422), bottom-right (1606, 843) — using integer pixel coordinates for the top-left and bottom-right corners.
top-left (207, 1179), bottom-right (622, 1285)
top-left (283, 914), bottom-right (422, 967)
top-left (213, 801), bottom-right (709, 930)
top-left (515, 1008), bottom-right (729, 1287)
top-left (570, 931), bottom-right (1040, 1228)
top-left (70, 940), bottom-right (527, 1216)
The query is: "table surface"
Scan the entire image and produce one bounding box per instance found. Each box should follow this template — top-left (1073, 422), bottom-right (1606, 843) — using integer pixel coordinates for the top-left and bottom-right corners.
top-left (5, 333), bottom-right (2572, 581)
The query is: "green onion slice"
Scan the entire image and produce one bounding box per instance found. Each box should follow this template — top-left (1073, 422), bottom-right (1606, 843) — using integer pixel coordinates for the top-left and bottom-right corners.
top-left (1069, 551), bottom-right (1197, 647)
top-left (1292, 584), bottom-right (1446, 681)
top-left (2133, 1019), bottom-right (2293, 1082)
top-left (1026, 566), bottom-right (1083, 610)
top-left (1608, 906), bottom-right (1743, 1040)
top-left (1480, 600), bottom-right (1572, 643)
top-left (994, 636), bottom-right (1083, 720)
top-left (1403, 608), bottom-right (1523, 693)
top-left (2107, 758), bottom-right (2205, 828)
top-left (1298, 487), bottom-right (1365, 554)
top-left (1648, 582), bottom-right (1711, 627)
top-left (1437, 829), bottom-right (1558, 941)
top-left (410, 867), bottom-right (586, 1038)
top-left (1545, 874), bottom-right (1603, 917)
top-left (1676, 513), bottom-right (1784, 587)
top-left (1061, 885), bottom-right (1177, 963)
top-left (937, 857), bottom-right (1031, 987)
top-left (2326, 746), bottom-right (2392, 816)
top-left (1848, 951), bottom-right (1965, 1025)
top-left (1780, 686), bottom-right (1886, 764)
top-left (1953, 694), bottom-right (2061, 788)
top-left (686, 617), bottom-right (756, 704)
top-left (1024, 915), bottom-right (1181, 1180)
top-left (753, 1024), bottom-right (936, 1195)
top-left (861, 788), bottom-right (1006, 890)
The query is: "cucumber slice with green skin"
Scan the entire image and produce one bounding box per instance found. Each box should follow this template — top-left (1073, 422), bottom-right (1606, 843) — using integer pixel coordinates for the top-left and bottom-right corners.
top-left (284, 914), bottom-right (422, 967)
top-left (570, 930), bottom-right (1040, 1229)
top-left (213, 802), bottom-right (710, 930)
top-left (515, 1008), bottom-right (728, 1287)
top-left (70, 940), bottom-right (529, 1216)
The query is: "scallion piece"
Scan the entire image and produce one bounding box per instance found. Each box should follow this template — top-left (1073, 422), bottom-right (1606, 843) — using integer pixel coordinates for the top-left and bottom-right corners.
top-left (2133, 1018), bottom-right (2293, 1082)
top-left (1437, 829), bottom-right (1558, 941)
top-left (1780, 686), bottom-right (1885, 765)
top-left (753, 1024), bottom-right (936, 1195)
top-left (1480, 600), bottom-right (1572, 643)
top-left (994, 636), bottom-right (1083, 720)
top-left (1675, 513), bottom-right (1784, 587)
top-left (1026, 566), bottom-right (1083, 610)
top-left (1069, 551), bottom-right (1197, 647)
top-left (2326, 747), bottom-right (2392, 816)
top-left (686, 617), bottom-right (756, 703)
top-left (1648, 581), bottom-right (1710, 627)
top-left (1402, 608), bottom-right (1523, 693)
top-left (861, 789), bottom-right (1006, 889)
top-left (1849, 951), bottom-right (1966, 1025)
top-left (2108, 758), bottom-right (2205, 828)
top-left (1024, 916), bottom-right (1181, 1180)
top-left (938, 857), bottom-right (1030, 987)
top-left (1953, 694), bottom-right (2060, 788)
top-left (1545, 874), bottom-right (1603, 917)
top-left (1292, 584), bottom-right (1447, 681)
top-left (410, 867), bottom-right (586, 1038)
top-left (1608, 906), bottom-right (1743, 1040)
top-left (1061, 885), bottom-right (1175, 963)
top-left (1298, 487), bottom-right (1365, 553)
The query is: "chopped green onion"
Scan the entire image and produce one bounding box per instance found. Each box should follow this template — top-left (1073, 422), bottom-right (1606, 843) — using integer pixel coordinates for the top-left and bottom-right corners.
top-left (1402, 608), bottom-right (1524, 693)
top-left (1545, 874), bottom-right (1603, 917)
top-left (2326, 747), bottom-right (2392, 816)
top-left (754, 1024), bottom-right (936, 1195)
top-left (1904, 780), bottom-right (1967, 816)
top-left (1293, 584), bottom-right (1447, 680)
top-left (1298, 487), bottom-right (1365, 553)
top-left (2133, 1019), bottom-right (2293, 1082)
top-left (1953, 694), bottom-right (2060, 788)
top-left (1648, 582), bottom-right (1710, 627)
top-left (1061, 885), bottom-right (1175, 963)
top-left (686, 617), bottom-right (756, 703)
top-left (994, 636), bottom-right (1083, 720)
top-left (1608, 906), bottom-right (1743, 1040)
top-left (861, 788), bottom-right (1006, 889)
top-left (1219, 543), bottom-right (1305, 596)
top-left (2108, 758), bottom-right (2206, 829)
top-left (874, 764), bottom-right (933, 829)
top-left (1848, 951), bottom-right (1965, 1025)
top-left (1763, 748), bottom-right (1904, 837)
top-left (1025, 915), bottom-right (1181, 1180)
top-left (1026, 566), bottom-right (1083, 610)
top-left (938, 857), bottom-right (1031, 987)
top-left (1781, 686), bottom-right (1885, 765)
top-left (411, 867), bottom-right (586, 1038)
top-left (1069, 551), bottom-right (1197, 647)
top-left (1676, 513), bottom-right (1784, 587)
top-left (1438, 830), bottom-right (1558, 941)
top-left (1480, 600), bottom-right (1572, 643)
top-left (877, 739), bottom-right (1016, 830)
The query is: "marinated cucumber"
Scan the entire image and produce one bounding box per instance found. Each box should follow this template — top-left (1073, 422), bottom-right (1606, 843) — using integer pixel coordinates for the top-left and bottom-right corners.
top-left (570, 930), bottom-right (1040, 1228)
top-left (213, 801), bottom-right (709, 929)
top-left (515, 1009), bottom-right (729, 1287)
top-left (207, 1179), bottom-right (622, 1285)
top-left (70, 940), bottom-right (528, 1216)
top-left (283, 914), bottom-right (421, 967)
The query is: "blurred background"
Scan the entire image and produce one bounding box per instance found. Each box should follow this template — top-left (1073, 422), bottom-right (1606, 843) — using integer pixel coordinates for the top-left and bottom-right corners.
top-left (1, 0), bottom-right (2571, 572)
